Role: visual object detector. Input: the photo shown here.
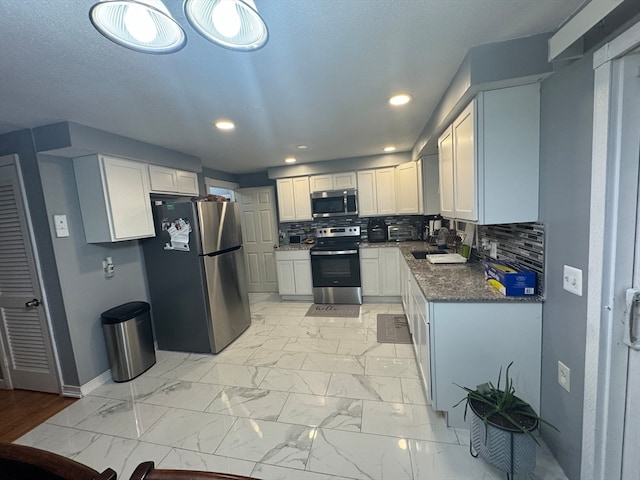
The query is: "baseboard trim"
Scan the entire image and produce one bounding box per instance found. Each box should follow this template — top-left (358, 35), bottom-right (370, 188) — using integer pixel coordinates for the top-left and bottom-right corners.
top-left (80, 370), bottom-right (112, 396)
top-left (362, 296), bottom-right (402, 303)
top-left (61, 385), bottom-right (82, 398)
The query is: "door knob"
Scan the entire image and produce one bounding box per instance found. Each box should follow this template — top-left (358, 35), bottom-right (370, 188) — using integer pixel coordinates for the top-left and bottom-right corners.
top-left (25, 299), bottom-right (41, 308)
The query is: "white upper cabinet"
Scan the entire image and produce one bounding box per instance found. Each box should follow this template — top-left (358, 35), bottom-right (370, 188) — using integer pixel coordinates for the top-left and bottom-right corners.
top-left (356, 170), bottom-right (378, 217)
top-left (149, 165), bottom-right (198, 195)
top-left (276, 177), bottom-right (312, 222)
top-left (438, 127), bottom-right (455, 218)
top-left (73, 154), bottom-right (155, 243)
top-left (375, 167), bottom-right (396, 215)
top-left (332, 171), bottom-right (357, 190)
top-left (452, 102), bottom-right (476, 220)
top-left (176, 170), bottom-right (199, 195)
top-left (395, 160), bottom-right (423, 215)
top-left (309, 172), bottom-right (356, 192)
top-left (438, 83), bottom-right (540, 224)
top-left (357, 163), bottom-right (422, 217)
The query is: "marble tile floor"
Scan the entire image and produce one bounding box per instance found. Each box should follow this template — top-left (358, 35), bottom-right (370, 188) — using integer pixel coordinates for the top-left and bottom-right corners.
top-left (15, 294), bottom-right (568, 480)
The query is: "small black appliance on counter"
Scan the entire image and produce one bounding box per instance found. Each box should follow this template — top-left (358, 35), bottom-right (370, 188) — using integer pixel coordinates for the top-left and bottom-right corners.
top-left (367, 218), bottom-right (387, 242)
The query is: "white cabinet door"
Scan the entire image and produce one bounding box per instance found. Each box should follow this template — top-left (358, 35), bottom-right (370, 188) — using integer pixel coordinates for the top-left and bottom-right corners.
top-left (333, 172), bottom-right (356, 189)
top-left (276, 250), bottom-right (312, 296)
top-left (276, 178), bottom-right (296, 222)
top-left (149, 165), bottom-right (178, 193)
top-left (149, 165), bottom-right (198, 195)
top-left (293, 259), bottom-right (313, 295)
top-left (400, 256), bottom-right (411, 321)
top-left (176, 170), bottom-right (199, 195)
top-left (360, 249), bottom-right (380, 296)
top-left (309, 174), bottom-right (333, 192)
top-left (438, 126), bottom-right (455, 218)
top-left (102, 156), bottom-right (155, 240)
top-left (452, 100), bottom-right (477, 221)
top-left (375, 167), bottom-right (396, 215)
top-left (310, 172), bottom-right (356, 192)
top-left (292, 177), bottom-right (312, 220)
top-left (380, 248), bottom-right (401, 296)
top-left (420, 305), bottom-right (432, 405)
top-left (74, 154), bottom-right (154, 243)
top-left (357, 170), bottom-right (378, 216)
top-left (395, 161), bottom-right (422, 215)
top-left (276, 260), bottom-right (296, 295)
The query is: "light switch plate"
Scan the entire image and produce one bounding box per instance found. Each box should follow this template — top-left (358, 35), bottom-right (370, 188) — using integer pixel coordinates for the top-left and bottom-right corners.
top-left (53, 214), bottom-right (69, 238)
top-left (563, 265), bottom-right (582, 296)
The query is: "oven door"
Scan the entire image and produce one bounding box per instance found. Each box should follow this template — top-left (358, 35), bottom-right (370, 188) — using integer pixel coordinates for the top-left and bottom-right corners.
top-left (310, 249), bottom-right (361, 287)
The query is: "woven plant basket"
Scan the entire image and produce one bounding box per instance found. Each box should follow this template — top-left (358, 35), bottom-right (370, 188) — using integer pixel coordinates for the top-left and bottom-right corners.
top-left (469, 397), bottom-right (538, 475)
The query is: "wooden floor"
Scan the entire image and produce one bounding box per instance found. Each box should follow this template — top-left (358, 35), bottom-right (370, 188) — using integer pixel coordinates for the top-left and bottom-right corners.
top-left (0, 389), bottom-right (76, 443)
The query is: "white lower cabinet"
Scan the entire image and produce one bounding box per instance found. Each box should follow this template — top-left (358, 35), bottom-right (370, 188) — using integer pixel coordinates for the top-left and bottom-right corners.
top-left (275, 250), bottom-right (312, 296)
top-left (401, 256), bottom-right (542, 428)
top-left (360, 247), bottom-right (401, 297)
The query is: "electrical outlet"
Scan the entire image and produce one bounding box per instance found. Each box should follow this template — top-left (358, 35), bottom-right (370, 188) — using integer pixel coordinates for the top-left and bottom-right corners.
top-left (558, 361), bottom-right (570, 392)
top-left (563, 265), bottom-right (583, 296)
top-left (489, 241), bottom-right (498, 259)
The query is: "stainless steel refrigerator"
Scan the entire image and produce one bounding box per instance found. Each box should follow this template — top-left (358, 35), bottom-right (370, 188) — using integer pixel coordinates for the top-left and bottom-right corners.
top-left (141, 200), bottom-right (251, 353)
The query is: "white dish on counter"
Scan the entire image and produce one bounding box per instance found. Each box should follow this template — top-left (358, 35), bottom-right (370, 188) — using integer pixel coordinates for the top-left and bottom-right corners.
top-left (426, 253), bottom-right (468, 264)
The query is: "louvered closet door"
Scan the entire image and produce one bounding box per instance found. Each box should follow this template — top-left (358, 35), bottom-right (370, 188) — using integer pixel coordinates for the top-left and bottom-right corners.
top-left (0, 155), bottom-right (59, 392)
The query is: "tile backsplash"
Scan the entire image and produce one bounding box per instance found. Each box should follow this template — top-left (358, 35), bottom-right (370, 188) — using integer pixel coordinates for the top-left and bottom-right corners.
top-left (475, 222), bottom-right (545, 296)
top-left (280, 215), bottom-right (441, 243)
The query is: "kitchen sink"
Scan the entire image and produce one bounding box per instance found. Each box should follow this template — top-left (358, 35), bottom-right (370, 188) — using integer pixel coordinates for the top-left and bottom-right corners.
top-left (411, 250), bottom-right (448, 259)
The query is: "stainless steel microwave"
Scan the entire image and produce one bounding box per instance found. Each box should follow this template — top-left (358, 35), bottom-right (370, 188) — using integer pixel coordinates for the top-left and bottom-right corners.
top-left (311, 189), bottom-right (358, 218)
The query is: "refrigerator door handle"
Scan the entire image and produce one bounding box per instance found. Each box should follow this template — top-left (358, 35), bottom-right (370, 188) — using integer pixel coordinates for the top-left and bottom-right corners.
top-left (201, 245), bottom-right (242, 258)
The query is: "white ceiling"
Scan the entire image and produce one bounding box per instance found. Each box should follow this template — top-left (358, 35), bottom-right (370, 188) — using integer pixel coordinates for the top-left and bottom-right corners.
top-left (0, 0), bottom-right (584, 174)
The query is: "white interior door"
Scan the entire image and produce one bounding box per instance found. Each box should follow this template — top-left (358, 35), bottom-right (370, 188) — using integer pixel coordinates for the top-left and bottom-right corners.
top-left (622, 52), bottom-right (640, 480)
top-left (0, 155), bottom-right (59, 393)
top-left (237, 187), bottom-right (278, 293)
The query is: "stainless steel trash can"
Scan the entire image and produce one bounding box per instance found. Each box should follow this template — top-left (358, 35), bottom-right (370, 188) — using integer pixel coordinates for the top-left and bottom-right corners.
top-left (101, 301), bottom-right (155, 382)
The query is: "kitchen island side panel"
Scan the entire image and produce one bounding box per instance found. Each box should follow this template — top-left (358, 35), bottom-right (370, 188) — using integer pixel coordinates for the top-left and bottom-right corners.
top-left (430, 301), bottom-right (542, 428)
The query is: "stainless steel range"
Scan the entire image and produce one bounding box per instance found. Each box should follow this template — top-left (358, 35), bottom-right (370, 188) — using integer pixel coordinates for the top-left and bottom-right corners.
top-left (310, 226), bottom-right (362, 305)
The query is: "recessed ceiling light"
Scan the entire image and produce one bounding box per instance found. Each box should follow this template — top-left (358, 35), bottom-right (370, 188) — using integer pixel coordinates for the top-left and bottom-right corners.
top-left (383, 146), bottom-right (397, 152)
top-left (215, 120), bottom-right (235, 130)
top-left (389, 94), bottom-right (412, 106)
top-left (285, 157), bottom-right (297, 164)
top-left (296, 145), bottom-right (308, 150)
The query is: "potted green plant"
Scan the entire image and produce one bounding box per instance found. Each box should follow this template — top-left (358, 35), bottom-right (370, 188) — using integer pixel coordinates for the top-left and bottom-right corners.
top-left (454, 362), bottom-right (558, 478)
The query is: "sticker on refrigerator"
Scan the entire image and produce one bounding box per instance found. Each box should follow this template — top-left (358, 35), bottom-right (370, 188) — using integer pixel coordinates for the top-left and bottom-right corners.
top-left (161, 217), bottom-right (192, 251)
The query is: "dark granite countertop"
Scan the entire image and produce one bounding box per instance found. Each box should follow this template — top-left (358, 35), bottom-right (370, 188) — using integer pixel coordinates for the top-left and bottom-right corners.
top-left (274, 243), bottom-right (314, 251)
top-left (275, 241), bottom-right (542, 302)
top-left (362, 241), bottom-right (542, 303)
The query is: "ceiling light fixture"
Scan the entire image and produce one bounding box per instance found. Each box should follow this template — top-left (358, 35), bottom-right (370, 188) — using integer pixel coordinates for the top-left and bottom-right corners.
top-left (184, 0), bottom-right (269, 51)
top-left (89, 0), bottom-right (186, 54)
top-left (296, 145), bottom-right (308, 150)
top-left (215, 120), bottom-right (235, 130)
top-left (389, 94), bottom-right (412, 106)
top-left (383, 146), bottom-right (397, 152)
top-left (285, 157), bottom-right (296, 164)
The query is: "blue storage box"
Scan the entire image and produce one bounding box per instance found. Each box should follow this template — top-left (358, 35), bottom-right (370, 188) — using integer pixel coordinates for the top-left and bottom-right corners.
top-left (484, 260), bottom-right (536, 296)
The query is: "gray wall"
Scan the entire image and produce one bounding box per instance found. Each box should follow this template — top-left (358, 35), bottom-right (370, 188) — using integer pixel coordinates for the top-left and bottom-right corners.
top-left (0, 130), bottom-right (79, 387)
top-left (39, 155), bottom-right (150, 385)
top-left (538, 53), bottom-right (594, 479)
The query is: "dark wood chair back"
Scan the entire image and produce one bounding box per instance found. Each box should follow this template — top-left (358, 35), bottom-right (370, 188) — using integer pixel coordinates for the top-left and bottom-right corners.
top-left (129, 462), bottom-right (258, 480)
top-left (0, 443), bottom-right (116, 480)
